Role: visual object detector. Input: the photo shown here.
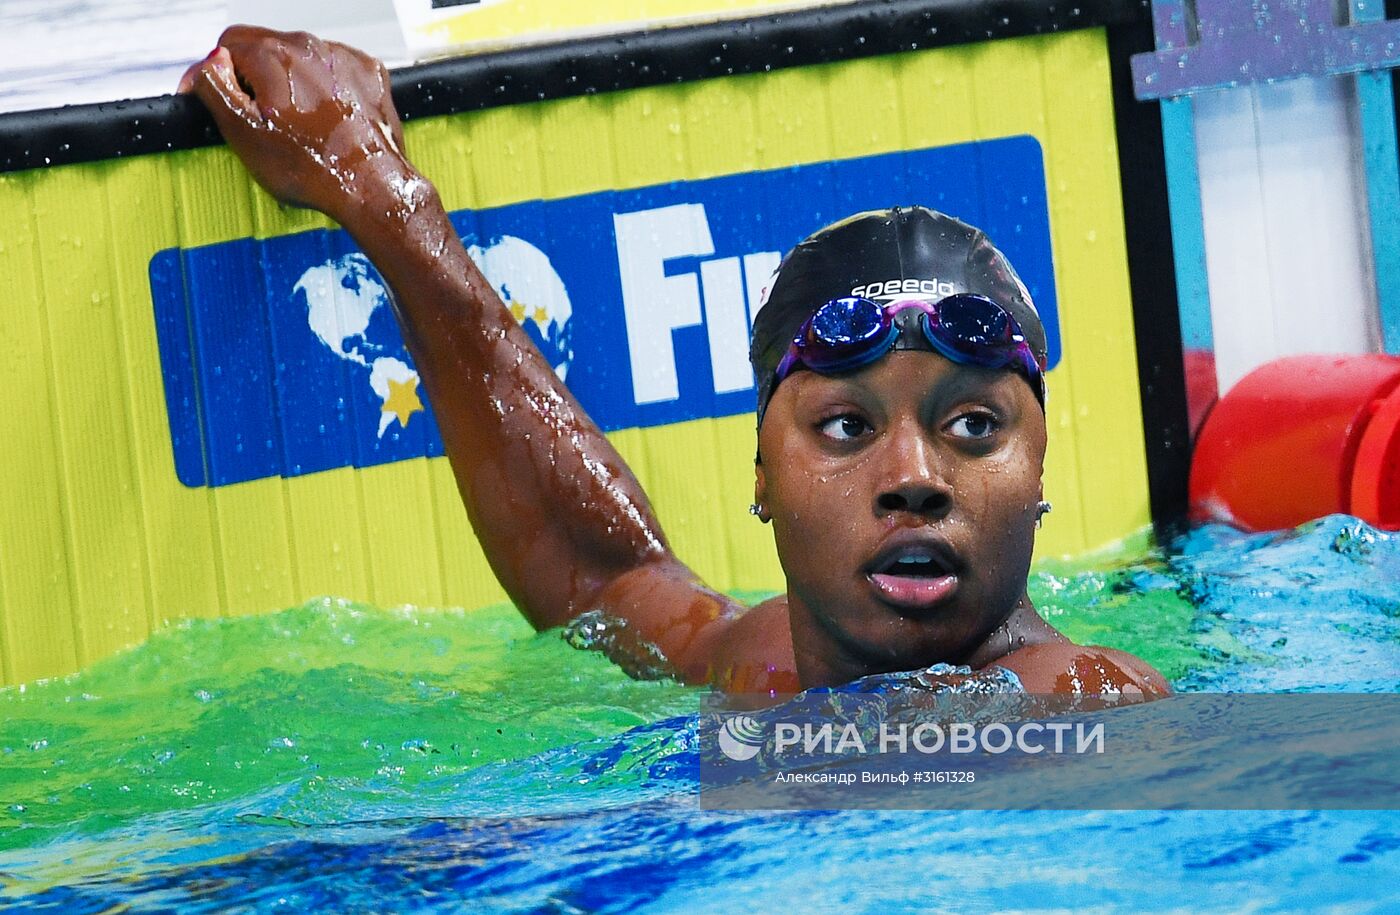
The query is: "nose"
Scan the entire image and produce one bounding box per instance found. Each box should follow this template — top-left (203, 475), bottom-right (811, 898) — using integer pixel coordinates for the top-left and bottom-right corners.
top-left (874, 421), bottom-right (952, 518)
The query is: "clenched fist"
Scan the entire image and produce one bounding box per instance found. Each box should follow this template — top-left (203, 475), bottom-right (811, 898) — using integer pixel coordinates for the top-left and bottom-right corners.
top-left (180, 25), bottom-right (424, 225)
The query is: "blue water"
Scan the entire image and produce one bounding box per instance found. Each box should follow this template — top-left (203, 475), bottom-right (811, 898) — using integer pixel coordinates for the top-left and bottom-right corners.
top-left (1, 516), bottom-right (1398, 912)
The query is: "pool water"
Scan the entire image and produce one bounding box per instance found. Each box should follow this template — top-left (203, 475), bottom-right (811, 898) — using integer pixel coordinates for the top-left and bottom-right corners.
top-left (1, 515), bottom-right (1397, 911)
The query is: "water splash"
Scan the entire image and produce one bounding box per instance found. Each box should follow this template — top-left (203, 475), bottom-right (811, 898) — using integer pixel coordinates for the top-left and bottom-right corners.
top-left (1, 520), bottom-right (1398, 910)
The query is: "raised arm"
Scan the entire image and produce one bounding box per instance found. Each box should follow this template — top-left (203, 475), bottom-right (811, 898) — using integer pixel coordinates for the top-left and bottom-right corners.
top-left (181, 27), bottom-right (751, 680)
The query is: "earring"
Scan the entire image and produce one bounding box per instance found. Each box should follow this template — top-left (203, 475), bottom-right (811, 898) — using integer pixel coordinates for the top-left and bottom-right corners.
top-left (1035, 500), bottom-right (1052, 529)
top-left (749, 503), bottom-right (769, 523)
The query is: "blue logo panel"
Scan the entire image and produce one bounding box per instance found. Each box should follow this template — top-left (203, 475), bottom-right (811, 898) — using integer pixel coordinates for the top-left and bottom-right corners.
top-left (150, 137), bottom-right (1059, 488)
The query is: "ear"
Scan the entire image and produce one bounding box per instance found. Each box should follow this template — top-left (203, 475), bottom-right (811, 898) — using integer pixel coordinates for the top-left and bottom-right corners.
top-left (753, 460), bottom-right (770, 522)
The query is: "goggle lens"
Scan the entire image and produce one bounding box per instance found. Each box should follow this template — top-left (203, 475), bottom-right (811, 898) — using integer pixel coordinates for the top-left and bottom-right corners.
top-left (799, 297), bottom-right (897, 373)
top-left (809, 297), bottom-right (885, 346)
top-left (774, 294), bottom-right (1043, 403)
top-left (931, 295), bottom-right (1014, 348)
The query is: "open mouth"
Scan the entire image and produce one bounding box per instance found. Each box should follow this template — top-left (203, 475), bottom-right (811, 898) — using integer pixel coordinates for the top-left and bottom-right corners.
top-left (879, 553), bottom-right (947, 577)
top-left (865, 542), bottom-right (961, 612)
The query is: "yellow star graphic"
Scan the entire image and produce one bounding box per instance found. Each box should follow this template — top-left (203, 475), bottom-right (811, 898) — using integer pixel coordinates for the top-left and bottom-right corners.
top-left (382, 375), bottom-right (424, 428)
top-left (510, 299), bottom-right (527, 322)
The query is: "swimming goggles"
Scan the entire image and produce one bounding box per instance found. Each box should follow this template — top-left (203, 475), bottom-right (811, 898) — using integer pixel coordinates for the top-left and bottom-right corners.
top-left (772, 295), bottom-right (1046, 404)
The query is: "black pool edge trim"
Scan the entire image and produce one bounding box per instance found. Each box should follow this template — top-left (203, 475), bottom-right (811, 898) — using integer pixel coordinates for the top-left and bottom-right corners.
top-left (0, 0), bottom-right (1149, 174)
top-left (1106, 17), bottom-right (1193, 537)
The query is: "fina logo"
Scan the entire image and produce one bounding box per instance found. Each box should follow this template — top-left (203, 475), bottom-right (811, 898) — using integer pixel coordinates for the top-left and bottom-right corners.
top-left (717, 715), bottom-right (765, 762)
top-left (470, 236), bottom-right (575, 380)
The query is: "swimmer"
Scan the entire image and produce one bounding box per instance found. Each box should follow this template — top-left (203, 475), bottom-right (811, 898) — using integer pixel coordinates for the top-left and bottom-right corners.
top-left (180, 27), bottom-right (1169, 699)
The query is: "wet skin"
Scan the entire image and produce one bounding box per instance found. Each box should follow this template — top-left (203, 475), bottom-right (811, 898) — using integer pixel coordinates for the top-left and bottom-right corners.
top-left (181, 27), bottom-right (1170, 701)
top-left (759, 352), bottom-right (1051, 687)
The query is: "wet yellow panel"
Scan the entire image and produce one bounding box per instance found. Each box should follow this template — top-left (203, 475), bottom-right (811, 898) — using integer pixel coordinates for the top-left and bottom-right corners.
top-left (167, 147), bottom-right (256, 249)
top-left (825, 55), bottom-right (904, 161)
top-left (966, 34), bottom-right (1051, 141)
top-left (895, 46), bottom-right (977, 157)
top-left (169, 147), bottom-right (296, 616)
top-left (752, 65), bottom-right (834, 170)
top-left (359, 458), bottom-right (445, 609)
top-left (678, 76), bottom-right (758, 179)
top-left (102, 154), bottom-right (223, 625)
top-left (289, 466), bottom-right (375, 602)
top-left (605, 427), bottom-right (649, 470)
top-left (608, 86), bottom-right (690, 185)
top-left (465, 104), bottom-right (547, 210)
top-left (29, 163), bottom-right (152, 665)
top-left (1039, 28), bottom-right (1151, 551)
top-left (207, 478), bottom-right (298, 614)
top-left (0, 172), bottom-right (80, 684)
top-left (892, 46), bottom-right (984, 261)
top-left (562, 86), bottom-right (756, 587)
top-left (531, 97), bottom-right (667, 587)
top-left (539, 95), bottom-right (615, 198)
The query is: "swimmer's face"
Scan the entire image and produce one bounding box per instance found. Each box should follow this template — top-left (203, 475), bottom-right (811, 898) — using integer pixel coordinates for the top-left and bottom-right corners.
top-left (756, 351), bottom-right (1046, 677)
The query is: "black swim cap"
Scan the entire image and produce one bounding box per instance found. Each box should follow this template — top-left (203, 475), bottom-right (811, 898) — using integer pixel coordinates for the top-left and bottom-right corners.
top-left (750, 206), bottom-right (1047, 427)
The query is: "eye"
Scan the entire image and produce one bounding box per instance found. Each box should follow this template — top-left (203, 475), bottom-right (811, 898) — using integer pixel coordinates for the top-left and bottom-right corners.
top-left (817, 414), bottom-right (872, 442)
top-left (947, 410), bottom-right (999, 440)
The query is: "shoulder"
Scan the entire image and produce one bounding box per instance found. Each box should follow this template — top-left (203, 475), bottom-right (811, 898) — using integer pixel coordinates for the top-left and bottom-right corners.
top-left (989, 641), bottom-right (1172, 698)
top-left (708, 595), bottom-right (801, 694)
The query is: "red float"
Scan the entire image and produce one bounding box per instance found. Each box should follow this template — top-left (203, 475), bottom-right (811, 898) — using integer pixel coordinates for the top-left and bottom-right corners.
top-left (1189, 354), bottom-right (1400, 531)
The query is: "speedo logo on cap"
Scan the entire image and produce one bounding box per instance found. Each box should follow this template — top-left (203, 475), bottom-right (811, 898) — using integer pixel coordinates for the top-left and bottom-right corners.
top-left (850, 278), bottom-right (959, 301)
